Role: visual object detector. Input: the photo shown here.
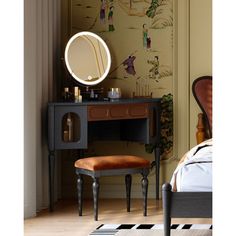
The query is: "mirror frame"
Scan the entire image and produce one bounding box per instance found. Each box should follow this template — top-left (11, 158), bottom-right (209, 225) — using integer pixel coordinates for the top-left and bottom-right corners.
top-left (64, 31), bottom-right (111, 86)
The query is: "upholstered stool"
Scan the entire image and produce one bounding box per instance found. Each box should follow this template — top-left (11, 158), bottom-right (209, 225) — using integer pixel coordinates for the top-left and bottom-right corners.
top-left (74, 155), bottom-right (150, 221)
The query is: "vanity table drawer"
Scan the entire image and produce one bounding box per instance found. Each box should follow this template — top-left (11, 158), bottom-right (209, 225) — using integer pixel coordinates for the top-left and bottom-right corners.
top-left (88, 105), bottom-right (128, 121)
top-left (109, 105), bottom-right (129, 118)
top-left (88, 106), bottom-right (110, 120)
top-left (128, 103), bottom-right (148, 117)
top-left (88, 103), bottom-right (148, 121)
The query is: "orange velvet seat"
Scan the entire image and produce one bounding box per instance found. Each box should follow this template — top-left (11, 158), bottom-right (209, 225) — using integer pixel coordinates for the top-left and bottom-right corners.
top-left (74, 155), bottom-right (150, 171)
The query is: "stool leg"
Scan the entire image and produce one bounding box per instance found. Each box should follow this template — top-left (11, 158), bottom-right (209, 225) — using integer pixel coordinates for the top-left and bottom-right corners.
top-left (77, 173), bottom-right (83, 216)
top-left (125, 174), bottom-right (132, 212)
top-left (141, 172), bottom-right (148, 216)
top-left (92, 177), bottom-right (100, 221)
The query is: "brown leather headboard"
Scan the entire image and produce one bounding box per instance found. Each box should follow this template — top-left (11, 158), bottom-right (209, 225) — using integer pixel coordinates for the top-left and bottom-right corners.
top-left (192, 76), bottom-right (212, 137)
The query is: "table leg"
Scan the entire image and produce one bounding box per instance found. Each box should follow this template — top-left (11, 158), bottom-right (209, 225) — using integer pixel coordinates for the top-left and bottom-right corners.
top-left (48, 150), bottom-right (55, 211)
top-left (155, 147), bottom-right (160, 200)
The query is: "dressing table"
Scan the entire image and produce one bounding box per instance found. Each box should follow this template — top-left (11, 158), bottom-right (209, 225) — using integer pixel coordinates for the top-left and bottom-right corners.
top-left (47, 32), bottom-right (162, 211)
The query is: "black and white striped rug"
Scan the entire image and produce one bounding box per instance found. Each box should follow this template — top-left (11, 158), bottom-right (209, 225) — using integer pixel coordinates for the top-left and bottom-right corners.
top-left (90, 224), bottom-right (212, 235)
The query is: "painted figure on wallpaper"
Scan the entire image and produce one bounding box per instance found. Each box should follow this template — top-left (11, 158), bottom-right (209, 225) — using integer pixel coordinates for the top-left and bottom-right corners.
top-left (123, 55), bottom-right (136, 76)
top-left (148, 56), bottom-right (159, 81)
top-left (108, 50), bottom-right (138, 77)
top-left (108, 6), bottom-right (115, 31)
top-left (100, 0), bottom-right (107, 23)
top-left (147, 37), bottom-right (151, 49)
top-left (143, 24), bottom-right (148, 48)
top-left (143, 24), bottom-right (151, 49)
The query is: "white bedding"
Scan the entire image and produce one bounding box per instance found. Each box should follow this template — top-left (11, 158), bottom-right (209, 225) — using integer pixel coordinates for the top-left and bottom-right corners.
top-left (170, 139), bottom-right (212, 192)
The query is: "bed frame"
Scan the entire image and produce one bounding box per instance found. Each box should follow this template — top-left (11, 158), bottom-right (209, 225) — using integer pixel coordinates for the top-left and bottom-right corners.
top-left (162, 76), bottom-right (212, 236)
top-left (162, 183), bottom-right (212, 236)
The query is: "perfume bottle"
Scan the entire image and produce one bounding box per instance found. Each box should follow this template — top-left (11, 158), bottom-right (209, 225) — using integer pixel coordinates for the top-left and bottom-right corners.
top-left (62, 87), bottom-right (71, 101)
top-left (90, 89), bottom-right (94, 99)
top-left (74, 86), bottom-right (82, 103)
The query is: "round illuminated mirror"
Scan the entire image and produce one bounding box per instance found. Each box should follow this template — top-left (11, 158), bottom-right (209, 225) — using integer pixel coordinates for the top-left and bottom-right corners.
top-left (65, 32), bottom-right (111, 86)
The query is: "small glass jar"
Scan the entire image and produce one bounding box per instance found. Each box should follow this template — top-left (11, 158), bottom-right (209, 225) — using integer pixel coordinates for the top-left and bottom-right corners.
top-left (108, 88), bottom-right (121, 100)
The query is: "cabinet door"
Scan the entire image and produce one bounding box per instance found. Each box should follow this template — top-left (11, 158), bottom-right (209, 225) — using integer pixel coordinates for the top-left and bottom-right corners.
top-left (54, 106), bottom-right (87, 149)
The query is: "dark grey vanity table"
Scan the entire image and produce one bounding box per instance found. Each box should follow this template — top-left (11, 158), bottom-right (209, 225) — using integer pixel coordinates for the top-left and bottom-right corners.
top-left (47, 32), bottom-right (163, 211)
top-left (48, 98), bottom-right (161, 211)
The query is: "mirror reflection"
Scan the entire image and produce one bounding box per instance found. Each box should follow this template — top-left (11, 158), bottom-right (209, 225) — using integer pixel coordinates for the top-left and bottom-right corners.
top-left (65, 31), bottom-right (111, 86)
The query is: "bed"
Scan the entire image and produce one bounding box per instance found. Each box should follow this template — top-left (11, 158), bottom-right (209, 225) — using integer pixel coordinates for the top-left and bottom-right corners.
top-left (162, 76), bottom-right (212, 236)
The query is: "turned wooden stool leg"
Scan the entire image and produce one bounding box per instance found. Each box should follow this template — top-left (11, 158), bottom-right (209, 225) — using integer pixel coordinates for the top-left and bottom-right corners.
top-left (141, 171), bottom-right (149, 216)
top-left (92, 177), bottom-right (100, 221)
top-left (77, 173), bottom-right (83, 216)
top-left (125, 174), bottom-right (132, 212)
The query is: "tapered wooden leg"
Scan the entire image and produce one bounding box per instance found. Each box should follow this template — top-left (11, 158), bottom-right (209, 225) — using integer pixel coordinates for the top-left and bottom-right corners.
top-left (155, 147), bottom-right (161, 200)
top-left (92, 177), bottom-right (100, 221)
top-left (141, 170), bottom-right (149, 216)
top-left (77, 173), bottom-right (83, 216)
top-left (162, 183), bottom-right (172, 236)
top-left (125, 174), bottom-right (132, 212)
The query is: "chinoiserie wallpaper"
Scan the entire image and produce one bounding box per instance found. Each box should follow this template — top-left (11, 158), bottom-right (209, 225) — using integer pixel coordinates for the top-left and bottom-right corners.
top-left (68, 0), bottom-right (173, 159)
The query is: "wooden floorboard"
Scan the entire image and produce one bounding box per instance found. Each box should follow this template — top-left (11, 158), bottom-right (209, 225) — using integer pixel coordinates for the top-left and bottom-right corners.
top-left (24, 199), bottom-right (212, 236)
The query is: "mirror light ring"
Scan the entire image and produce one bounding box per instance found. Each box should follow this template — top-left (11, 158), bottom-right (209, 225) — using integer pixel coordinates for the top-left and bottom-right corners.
top-left (65, 31), bottom-right (111, 86)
